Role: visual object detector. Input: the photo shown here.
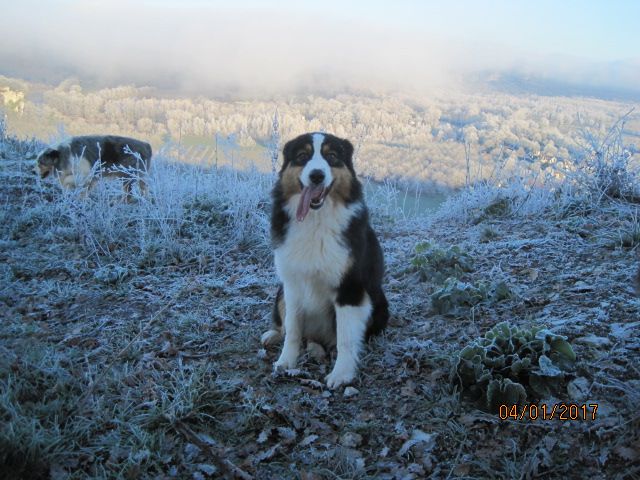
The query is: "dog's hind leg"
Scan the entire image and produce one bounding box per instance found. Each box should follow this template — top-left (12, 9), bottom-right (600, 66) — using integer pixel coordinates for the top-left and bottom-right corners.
top-left (366, 288), bottom-right (389, 338)
top-left (262, 285), bottom-right (285, 346)
top-left (306, 341), bottom-right (326, 362)
top-left (138, 178), bottom-right (148, 197)
top-left (122, 178), bottom-right (134, 203)
top-left (261, 329), bottom-right (282, 346)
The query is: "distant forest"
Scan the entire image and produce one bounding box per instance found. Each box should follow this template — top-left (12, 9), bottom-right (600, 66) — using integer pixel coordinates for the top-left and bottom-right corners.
top-left (2, 75), bottom-right (639, 190)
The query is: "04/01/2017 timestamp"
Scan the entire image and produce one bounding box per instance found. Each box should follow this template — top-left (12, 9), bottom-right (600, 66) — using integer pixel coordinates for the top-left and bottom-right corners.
top-left (499, 403), bottom-right (598, 421)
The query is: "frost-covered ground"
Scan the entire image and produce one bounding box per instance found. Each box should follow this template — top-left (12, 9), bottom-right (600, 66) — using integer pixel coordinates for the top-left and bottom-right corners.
top-left (0, 129), bottom-right (639, 479)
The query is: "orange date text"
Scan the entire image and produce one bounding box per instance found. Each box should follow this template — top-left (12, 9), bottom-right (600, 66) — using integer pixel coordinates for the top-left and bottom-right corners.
top-left (498, 403), bottom-right (598, 421)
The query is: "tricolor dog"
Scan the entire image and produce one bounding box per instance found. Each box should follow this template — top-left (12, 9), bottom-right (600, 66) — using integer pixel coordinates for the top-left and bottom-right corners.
top-left (37, 135), bottom-right (152, 198)
top-left (261, 132), bottom-right (389, 388)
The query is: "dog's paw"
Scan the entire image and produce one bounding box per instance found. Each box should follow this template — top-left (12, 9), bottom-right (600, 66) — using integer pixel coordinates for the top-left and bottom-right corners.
top-left (325, 364), bottom-right (356, 389)
top-left (273, 352), bottom-right (298, 371)
top-left (261, 329), bottom-right (282, 346)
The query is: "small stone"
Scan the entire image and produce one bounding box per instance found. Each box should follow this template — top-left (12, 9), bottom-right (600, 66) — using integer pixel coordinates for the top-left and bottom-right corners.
top-left (567, 377), bottom-right (590, 401)
top-left (340, 432), bottom-right (363, 448)
top-left (574, 334), bottom-right (611, 347)
top-left (344, 386), bottom-right (360, 398)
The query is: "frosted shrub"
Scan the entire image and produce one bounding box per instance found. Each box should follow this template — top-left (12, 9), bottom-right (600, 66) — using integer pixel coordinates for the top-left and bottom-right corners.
top-left (35, 151), bottom-right (271, 271)
top-left (410, 241), bottom-right (474, 283)
top-left (453, 322), bottom-right (576, 411)
top-left (436, 113), bottom-right (639, 224)
top-left (431, 277), bottom-right (512, 317)
top-left (566, 112), bottom-right (639, 203)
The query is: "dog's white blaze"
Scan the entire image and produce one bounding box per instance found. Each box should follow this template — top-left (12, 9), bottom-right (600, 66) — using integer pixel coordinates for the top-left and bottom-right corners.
top-left (300, 133), bottom-right (333, 187)
top-left (274, 198), bottom-right (363, 368)
top-left (326, 295), bottom-right (372, 389)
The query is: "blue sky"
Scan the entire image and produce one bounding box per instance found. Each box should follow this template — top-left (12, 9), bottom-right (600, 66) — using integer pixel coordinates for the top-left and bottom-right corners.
top-left (1, 0), bottom-right (638, 95)
top-left (345, 0), bottom-right (640, 62)
top-left (144, 0), bottom-right (640, 61)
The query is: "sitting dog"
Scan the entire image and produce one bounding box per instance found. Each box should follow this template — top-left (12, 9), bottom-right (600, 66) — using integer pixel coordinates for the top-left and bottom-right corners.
top-left (37, 135), bottom-right (152, 198)
top-left (262, 132), bottom-right (389, 388)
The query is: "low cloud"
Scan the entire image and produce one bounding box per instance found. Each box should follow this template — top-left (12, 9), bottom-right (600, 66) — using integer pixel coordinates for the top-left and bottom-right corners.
top-left (1, 1), bottom-right (638, 98)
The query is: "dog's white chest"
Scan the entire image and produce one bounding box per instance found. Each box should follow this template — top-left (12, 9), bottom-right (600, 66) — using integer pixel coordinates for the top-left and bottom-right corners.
top-left (274, 198), bottom-right (360, 288)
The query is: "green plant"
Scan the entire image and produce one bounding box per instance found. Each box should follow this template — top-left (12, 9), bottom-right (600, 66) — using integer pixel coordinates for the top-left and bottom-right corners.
top-left (411, 242), bottom-right (474, 283)
top-left (93, 264), bottom-right (131, 285)
top-left (471, 196), bottom-right (513, 224)
top-left (479, 226), bottom-right (499, 243)
top-left (453, 322), bottom-right (576, 411)
top-left (483, 197), bottom-right (511, 217)
top-left (431, 278), bottom-right (512, 316)
top-left (183, 198), bottom-right (232, 229)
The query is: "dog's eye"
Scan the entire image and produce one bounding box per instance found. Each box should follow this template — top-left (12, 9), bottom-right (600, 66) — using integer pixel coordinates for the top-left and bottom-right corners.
top-left (295, 152), bottom-right (309, 162)
top-left (326, 152), bottom-right (340, 164)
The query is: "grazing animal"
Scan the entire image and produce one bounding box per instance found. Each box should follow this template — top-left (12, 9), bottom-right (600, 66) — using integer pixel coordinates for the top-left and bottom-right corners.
top-left (261, 132), bottom-right (389, 388)
top-left (37, 135), bottom-right (152, 197)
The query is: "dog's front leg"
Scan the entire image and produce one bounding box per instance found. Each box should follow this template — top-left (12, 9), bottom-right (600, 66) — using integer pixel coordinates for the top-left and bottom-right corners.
top-left (273, 286), bottom-right (302, 370)
top-left (326, 295), bottom-right (371, 389)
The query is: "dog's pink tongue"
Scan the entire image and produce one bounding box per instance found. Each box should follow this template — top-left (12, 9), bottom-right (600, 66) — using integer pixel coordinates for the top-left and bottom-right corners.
top-left (296, 185), bottom-right (323, 222)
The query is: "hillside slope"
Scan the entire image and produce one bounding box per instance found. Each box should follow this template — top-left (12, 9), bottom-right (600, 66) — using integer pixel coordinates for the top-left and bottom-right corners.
top-left (1, 136), bottom-right (639, 479)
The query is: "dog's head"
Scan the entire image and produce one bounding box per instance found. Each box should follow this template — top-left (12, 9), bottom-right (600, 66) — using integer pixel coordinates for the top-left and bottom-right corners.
top-left (280, 132), bottom-right (356, 221)
top-left (36, 147), bottom-right (62, 179)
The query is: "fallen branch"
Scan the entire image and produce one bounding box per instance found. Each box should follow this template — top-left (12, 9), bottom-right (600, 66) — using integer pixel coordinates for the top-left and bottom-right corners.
top-left (171, 418), bottom-right (253, 480)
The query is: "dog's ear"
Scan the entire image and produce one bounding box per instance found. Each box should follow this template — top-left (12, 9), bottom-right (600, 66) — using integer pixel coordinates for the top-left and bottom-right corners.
top-left (337, 137), bottom-right (355, 172)
top-left (340, 138), bottom-right (354, 161)
top-left (282, 138), bottom-right (297, 164)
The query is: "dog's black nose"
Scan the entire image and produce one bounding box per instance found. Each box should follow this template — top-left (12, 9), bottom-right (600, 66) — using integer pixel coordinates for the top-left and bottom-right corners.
top-left (309, 169), bottom-right (325, 185)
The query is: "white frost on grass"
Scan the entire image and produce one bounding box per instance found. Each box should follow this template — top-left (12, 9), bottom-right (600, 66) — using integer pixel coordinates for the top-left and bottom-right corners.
top-left (27, 147), bottom-right (272, 272)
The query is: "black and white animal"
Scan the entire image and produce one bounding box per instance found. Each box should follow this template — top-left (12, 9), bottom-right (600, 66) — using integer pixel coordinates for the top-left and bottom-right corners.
top-left (261, 132), bottom-right (389, 388)
top-left (37, 135), bottom-right (152, 197)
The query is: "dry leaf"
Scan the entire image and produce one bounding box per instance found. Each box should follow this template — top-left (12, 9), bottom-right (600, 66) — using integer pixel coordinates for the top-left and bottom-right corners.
top-left (398, 430), bottom-right (436, 457)
top-left (300, 434), bottom-right (318, 447)
top-left (400, 380), bottom-right (417, 397)
top-left (299, 378), bottom-right (324, 390)
top-left (276, 427), bottom-right (297, 445)
top-left (257, 428), bottom-right (271, 444)
top-left (254, 443), bottom-right (280, 464)
top-left (340, 432), bottom-right (363, 448)
top-left (614, 445), bottom-right (640, 461)
top-left (452, 463), bottom-right (471, 476)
